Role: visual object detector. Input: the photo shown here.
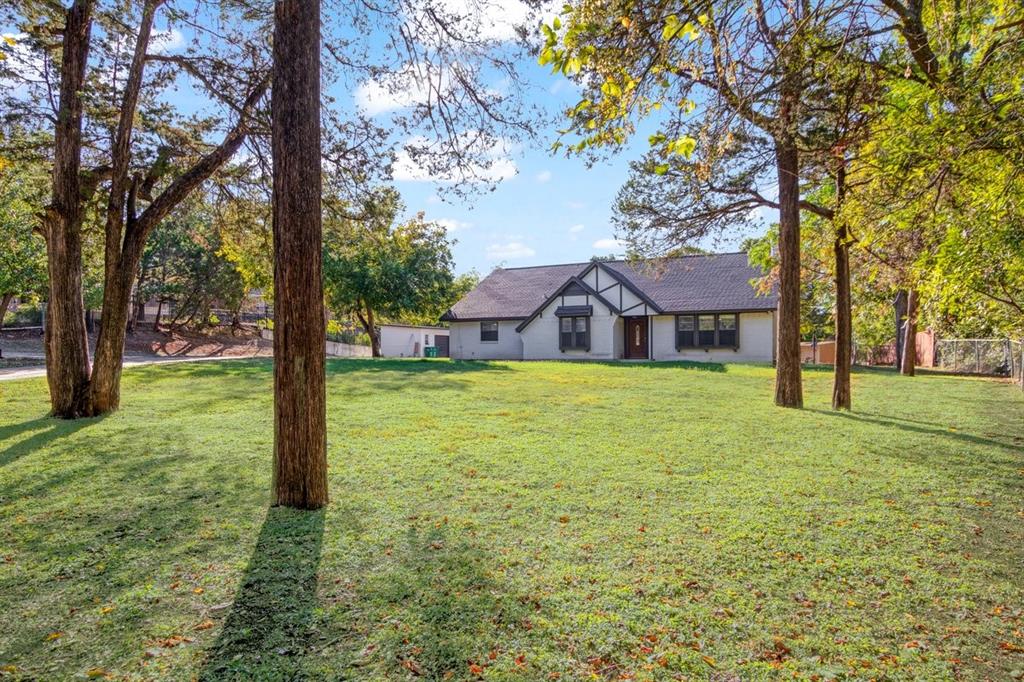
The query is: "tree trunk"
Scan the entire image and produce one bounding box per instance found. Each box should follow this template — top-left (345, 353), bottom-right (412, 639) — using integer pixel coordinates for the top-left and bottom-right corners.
top-left (831, 156), bottom-right (852, 411)
top-left (773, 103), bottom-right (803, 408)
top-left (43, 0), bottom-right (94, 419)
top-left (271, 0), bottom-right (328, 510)
top-left (901, 289), bottom-right (918, 376)
top-left (153, 299), bottom-right (163, 331)
top-left (0, 293), bottom-right (12, 330)
top-left (89, 265), bottom-right (136, 413)
top-left (366, 308), bottom-right (381, 357)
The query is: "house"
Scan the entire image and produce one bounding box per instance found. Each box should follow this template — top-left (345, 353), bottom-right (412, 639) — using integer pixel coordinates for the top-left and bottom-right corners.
top-left (440, 252), bottom-right (777, 362)
top-left (379, 324), bottom-right (450, 358)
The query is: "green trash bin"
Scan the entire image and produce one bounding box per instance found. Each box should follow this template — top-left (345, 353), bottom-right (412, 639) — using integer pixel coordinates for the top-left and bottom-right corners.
top-left (424, 346), bottom-right (438, 358)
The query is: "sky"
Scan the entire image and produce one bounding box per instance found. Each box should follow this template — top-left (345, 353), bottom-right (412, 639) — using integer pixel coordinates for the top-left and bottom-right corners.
top-left (378, 73), bottom-right (769, 276)
top-left (2, 0), bottom-right (772, 276)
top-left (339, 1), bottom-right (772, 276)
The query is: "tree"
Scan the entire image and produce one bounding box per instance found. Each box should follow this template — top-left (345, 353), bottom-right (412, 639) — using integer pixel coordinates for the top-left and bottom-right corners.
top-left (136, 203), bottom-right (247, 332)
top-left (2, 1), bottom-right (269, 416)
top-left (323, 189), bottom-right (458, 357)
top-left (541, 0), bottom-right (876, 407)
top-left (270, 0), bottom-right (328, 510)
top-left (0, 156), bottom-right (48, 328)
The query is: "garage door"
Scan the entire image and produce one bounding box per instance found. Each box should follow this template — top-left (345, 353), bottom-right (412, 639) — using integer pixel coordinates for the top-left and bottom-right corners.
top-left (435, 335), bottom-right (450, 357)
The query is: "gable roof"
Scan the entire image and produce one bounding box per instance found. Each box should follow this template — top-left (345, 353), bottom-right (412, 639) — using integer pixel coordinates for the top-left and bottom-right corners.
top-left (440, 252), bottom-right (776, 322)
top-left (513, 275), bottom-right (620, 332)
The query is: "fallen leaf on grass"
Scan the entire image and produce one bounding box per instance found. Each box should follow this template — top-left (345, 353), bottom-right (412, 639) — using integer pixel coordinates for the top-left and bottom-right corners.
top-left (194, 620), bottom-right (215, 631)
top-left (45, 632), bottom-right (63, 641)
top-left (701, 655), bottom-right (716, 667)
top-left (85, 668), bottom-right (111, 679)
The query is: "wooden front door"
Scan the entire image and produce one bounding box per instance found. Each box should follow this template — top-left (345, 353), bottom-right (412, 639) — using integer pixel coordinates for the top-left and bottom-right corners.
top-left (625, 317), bottom-right (648, 359)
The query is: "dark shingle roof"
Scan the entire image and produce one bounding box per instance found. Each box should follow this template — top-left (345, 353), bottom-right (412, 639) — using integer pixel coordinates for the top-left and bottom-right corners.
top-left (441, 262), bottom-right (586, 320)
top-left (441, 253), bottom-right (775, 321)
top-left (602, 252), bottom-right (777, 313)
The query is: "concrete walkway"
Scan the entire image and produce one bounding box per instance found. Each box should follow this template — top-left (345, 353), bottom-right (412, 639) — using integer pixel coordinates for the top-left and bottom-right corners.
top-left (0, 354), bottom-right (265, 382)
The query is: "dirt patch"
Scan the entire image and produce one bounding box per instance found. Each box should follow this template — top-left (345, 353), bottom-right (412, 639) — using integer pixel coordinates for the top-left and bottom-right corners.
top-left (0, 326), bottom-right (273, 359)
top-left (124, 327), bottom-right (272, 358)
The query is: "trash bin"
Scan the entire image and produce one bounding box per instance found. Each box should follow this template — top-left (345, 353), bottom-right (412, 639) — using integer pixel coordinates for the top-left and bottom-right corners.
top-left (424, 346), bottom-right (438, 358)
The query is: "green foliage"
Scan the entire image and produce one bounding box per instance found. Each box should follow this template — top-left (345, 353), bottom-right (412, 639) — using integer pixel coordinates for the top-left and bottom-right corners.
top-left (0, 155), bottom-right (47, 301)
top-left (1, 361), bottom-right (1022, 679)
top-left (138, 206), bottom-right (246, 327)
top-left (322, 189), bottom-right (459, 332)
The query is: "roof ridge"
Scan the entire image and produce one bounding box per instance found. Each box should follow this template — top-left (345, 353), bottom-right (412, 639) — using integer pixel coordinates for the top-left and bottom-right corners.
top-left (497, 251), bottom-right (748, 272)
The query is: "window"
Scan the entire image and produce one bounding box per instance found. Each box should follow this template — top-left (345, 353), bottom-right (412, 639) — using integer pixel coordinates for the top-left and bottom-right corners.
top-left (560, 316), bottom-right (589, 350)
top-left (676, 315), bottom-right (696, 348)
top-left (717, 314), bottom-right (737, 347)
top-left (424, 334), bottom-right (430, 346)
top-left (698, 315), bottom-right (716, 346)
top-left (675, 313), bottom-right (740, 349)
top-left (480, 321), bottom-right (498, 342)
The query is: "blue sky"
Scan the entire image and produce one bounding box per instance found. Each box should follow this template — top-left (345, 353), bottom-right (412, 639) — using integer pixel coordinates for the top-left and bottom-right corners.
top-left (386, 67), bottom-right (769, 276)
top-left (3, 1), bottom-right (771, 276)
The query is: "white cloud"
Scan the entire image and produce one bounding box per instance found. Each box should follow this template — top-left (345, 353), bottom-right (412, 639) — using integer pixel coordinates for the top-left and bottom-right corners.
top-left (486, 241), bottom-right (535, 260)
top-left (535, 169), bottom-right (552, 183)
top-left (151, 28), bottom-right (184, 54)
top-left (408, 0), bottom-right (556, 44)
top-left (592, 238), bottom-right (625, 251)
top-left (565, 200), bottom-right (586, 210)
top-left (436, 218), bottom-right (472, 233)
top-left (355, 62), bottom-right (450, 116)
top-left (569, 224), bottom-right (584, 233)
top-left (392, 133), bottom-right (518, 184)
top-left (1, 33), bottom-right (45, 92)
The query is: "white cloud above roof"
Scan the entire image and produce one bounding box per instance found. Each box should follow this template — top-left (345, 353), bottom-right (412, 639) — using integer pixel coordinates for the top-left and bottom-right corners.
top-left (592, 238), bottom-right (625, 251)
top-left (486, 241), bottom-right (535, 260)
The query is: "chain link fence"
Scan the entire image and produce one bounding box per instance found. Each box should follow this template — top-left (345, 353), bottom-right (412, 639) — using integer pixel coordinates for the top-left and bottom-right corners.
top-left (933, 338), bottom-right (1022, 380)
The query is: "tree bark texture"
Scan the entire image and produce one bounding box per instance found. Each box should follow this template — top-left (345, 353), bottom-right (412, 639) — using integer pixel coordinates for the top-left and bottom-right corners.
top-left (43, 0), bottom-right (94, 418)
top-left (0, 293), bottom-right (13, 330)
top-left (901, 288), bottom-right (918, 376)
top-left (271, 0), bottom-right (329, 510)
top-left (831, 157), bottom-right (852, 410)
top-left (773, 94), bottom-right (804, 409)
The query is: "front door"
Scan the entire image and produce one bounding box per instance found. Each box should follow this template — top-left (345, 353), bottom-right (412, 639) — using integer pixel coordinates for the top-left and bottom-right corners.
top-left (625, 317), bottom-right (648, 359)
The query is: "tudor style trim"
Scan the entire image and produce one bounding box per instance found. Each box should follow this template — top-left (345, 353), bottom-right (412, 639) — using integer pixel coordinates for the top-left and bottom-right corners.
top-left (515, 276), bottom-right (619, 333)
top-left (588, 262), bottom-right (664, 314)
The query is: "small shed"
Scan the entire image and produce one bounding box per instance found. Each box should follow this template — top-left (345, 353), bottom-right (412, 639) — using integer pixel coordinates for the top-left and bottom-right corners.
top-left (379, 324), bottom-right (450, 358)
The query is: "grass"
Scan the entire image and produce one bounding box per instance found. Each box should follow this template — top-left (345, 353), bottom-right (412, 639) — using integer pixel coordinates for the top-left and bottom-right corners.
top-left (0, 359), bottom-right (1022, 681)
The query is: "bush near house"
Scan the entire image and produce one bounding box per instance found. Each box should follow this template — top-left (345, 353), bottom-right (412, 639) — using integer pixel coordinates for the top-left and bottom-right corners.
top-left (1, 361), bottom-right (1021, 680)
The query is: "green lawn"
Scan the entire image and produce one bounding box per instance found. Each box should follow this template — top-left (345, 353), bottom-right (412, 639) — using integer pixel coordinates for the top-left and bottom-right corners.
top-left (1, 360), bottom-right (1022, 681)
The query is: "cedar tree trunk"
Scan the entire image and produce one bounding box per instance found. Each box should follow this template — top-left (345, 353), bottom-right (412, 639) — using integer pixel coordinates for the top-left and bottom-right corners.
top-left (772, 96), bottom-right (804, 408)
top-left (831, 156), bottom-right (852, 410)
top-left (0, 293), bottom-right (13, 330)
top-left (271, 0), bottom-right (328, 509)
top-left (42, 0), bottom-right (94, 418)
top-left (900, 289), bottom-right (918, 376)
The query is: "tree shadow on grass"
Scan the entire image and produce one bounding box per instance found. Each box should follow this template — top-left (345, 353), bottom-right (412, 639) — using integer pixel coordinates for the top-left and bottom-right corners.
top-left (199, 506), bottom-right (325, 681)
top-left (805, 408), bottom-right (1022, 454)
top-left (0, 414), bottom-right (106, 467)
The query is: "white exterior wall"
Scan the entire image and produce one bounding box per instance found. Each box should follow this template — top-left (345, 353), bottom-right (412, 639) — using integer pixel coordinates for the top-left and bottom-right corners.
top-left (449, 320), bottom-right (524, 360)
top-left (379, 325), bottom-right (448, 358)
top-left (520, 295), bottom-right (617, 360)
top-left (650, 311), bottom-right (776, 362)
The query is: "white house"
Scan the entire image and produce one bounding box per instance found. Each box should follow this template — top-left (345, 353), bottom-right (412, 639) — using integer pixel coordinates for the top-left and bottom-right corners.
top-left (441, 253), bottom-right (777, 362)
top-left (379, 324), bottom-right (450, 358)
